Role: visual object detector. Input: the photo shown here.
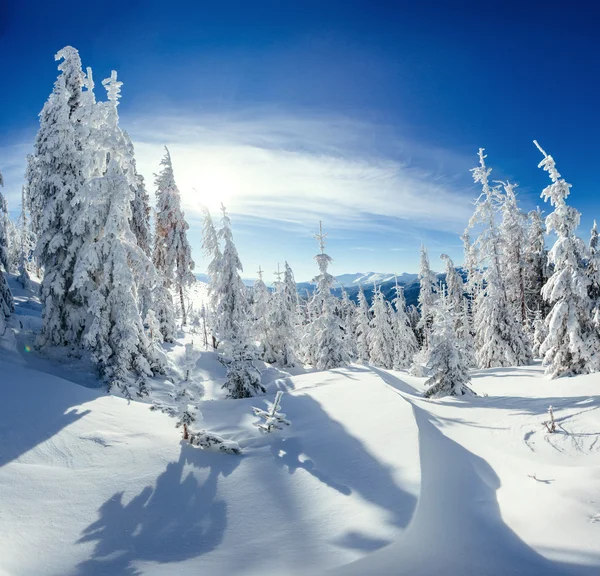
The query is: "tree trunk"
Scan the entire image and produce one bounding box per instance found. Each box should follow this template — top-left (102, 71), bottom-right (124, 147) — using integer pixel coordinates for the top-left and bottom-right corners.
top-left (179, 284), bottom-right (186, 326)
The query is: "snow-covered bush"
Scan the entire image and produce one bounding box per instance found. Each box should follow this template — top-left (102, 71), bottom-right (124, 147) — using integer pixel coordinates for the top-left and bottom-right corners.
top-left (221, 337), bottom-right (265, 399)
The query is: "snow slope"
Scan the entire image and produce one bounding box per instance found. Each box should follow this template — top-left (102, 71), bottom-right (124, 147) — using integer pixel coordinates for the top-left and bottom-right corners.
top-left (0, 361), bottom-right (420, 576)
top-left (2, 277), bottom-right (600, 575)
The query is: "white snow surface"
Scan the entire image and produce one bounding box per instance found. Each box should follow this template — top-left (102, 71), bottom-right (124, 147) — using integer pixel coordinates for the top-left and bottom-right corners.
top-left (2, 279), bottom-right (600, 575)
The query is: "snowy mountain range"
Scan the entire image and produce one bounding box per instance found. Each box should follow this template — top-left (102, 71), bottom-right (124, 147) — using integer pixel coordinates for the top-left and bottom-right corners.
top-left (196, 270), bottom-right (435, 307)
top-left (196, 271), bottom-right (420, 291)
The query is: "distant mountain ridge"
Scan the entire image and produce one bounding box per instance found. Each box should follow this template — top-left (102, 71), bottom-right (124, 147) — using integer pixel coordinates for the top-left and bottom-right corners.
top-left (196, 269), bottom-right (463, 308)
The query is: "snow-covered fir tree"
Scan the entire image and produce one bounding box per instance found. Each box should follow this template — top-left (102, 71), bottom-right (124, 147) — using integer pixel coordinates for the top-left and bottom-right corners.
top-left (281, 261), bottom-right (299, 364)
top-left (417, 245), bottom-right (437, 351)
top-left (340, 287), bottom-right (358, 361)
top-left (144, 309), bottom-right (162, 344)
top-left (209, 207), bottom-right (261, 396)
top-left (424, 291), bottom-right (475, 399)
top-left (25, 46), bottom-right (90, 349)
top-left (524, 207), bottom-right (550, 324)
top-left (213, 204), bottom-right (249, 345)
top-left (440, 254), bottom-right (474, 366)
top-left (588, 220), bottom-right (600, 326)
top-left (72, 158), bottom-right (163, 397)
top-left (391, 280), bottom-right (418, 369)
top-left (200, 205), bottom-right (222, 347)
top-left (16, 186), bottom-right (34, 289)
top-left (460, 231), bottom-right (480, 304)
top-left (70, 70), bottom-right (164, 396)
top-left (441, 253), bottom-right (463, 311)
top-left (531, 310), bottom-right (547, 359)
top-left (0, 169), bottom-right (14, 324)
top-left (534, 141), bottom-right (600, 377)
top-left (222, 336), bottom-right (265, 399)
top-left (303, 222), bottom-right (348, 370)
top-left (152, 148), bottom-right (195, 325)
top-left (355, 285), bottom-right (371, 363)
top-left (368, 285), bottom-right (395, 369)
top-left (264, 264), bottom-right (298, 367)
top-left (468, 149), bottom-right (531, 368)
top-left (252, 266), bottom-right (273, 360)
top-left (499, 181), bottom-right (528, 324)
top-left (124, 132), bottom-right (152, 257)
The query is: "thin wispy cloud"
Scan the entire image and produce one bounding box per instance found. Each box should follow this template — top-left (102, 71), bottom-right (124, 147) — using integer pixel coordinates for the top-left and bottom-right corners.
top-left (127, 110), bottom-right (477, 235)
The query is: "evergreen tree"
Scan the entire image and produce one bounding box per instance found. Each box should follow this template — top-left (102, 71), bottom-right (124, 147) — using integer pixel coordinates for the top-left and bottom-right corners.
top-left (281, 261), bottom-right (299, 363)
top-left (440, 254), bottom-right (474, 366)
top-left (588, 220), bottom-right (600, 326)
top-left (424, 291), bottom-right (475, 399)
top-left (468, 149), bottom-right (531, 368)
top-left (440, 253), bottom-right (463, 311)
top-left (499, 181), bottom-right (528, 324)
top-left (213, 204), bottom-right (249, 345)
top-left (25, 46), bottom-right (89, 348)
top-left (200, 205), bottom-right (221, 346)
top-left (252, 266), bottom-right (273, 360)
top-left (70, 70), bottom-right (164, 396)
top-left (531, 310), bottom-right (547, 359)
top-left (391, 280), bottom-right (418, 369)
top-left (524, 207), bottom-right (550, 324)
top-left (368, 285), bottom-right (395, 369)
top-left (340, 287), bottom-right (358, 361)
top-left (304, 222), bottom-right (348, 370)
top-left (461, 231), bottom-right (480, 305)
top-left (0, 169), bottom-right (14, 321)
top-left (73, 159), bottom-right (163, 397)
top-left (534, 141), bottom-right (600, 377)
top-left (355, 285), bottom-right (371, 363)
top-left (153, 148), bottom-right (195, 325)
top-left (265, 263), bottom-right (298, 367)
top-left (417, 245), bottom-right (437, 351)
top-left (124, 132), bottom-right (152, 256)
top-left (16, 186), bottom-right (34, 289)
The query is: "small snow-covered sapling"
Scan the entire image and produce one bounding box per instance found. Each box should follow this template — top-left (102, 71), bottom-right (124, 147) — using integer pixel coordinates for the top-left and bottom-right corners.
top-left (543, 405), bottom-right (556, 433)
top-left (183, 341), bottom-right (201, 382)
top-left (252, 391), bottom-right (291, 433)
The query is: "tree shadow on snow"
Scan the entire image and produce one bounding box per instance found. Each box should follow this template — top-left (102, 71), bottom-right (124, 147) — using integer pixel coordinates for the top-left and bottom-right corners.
top-left (269, 393), bottom-right (417, 536)
top-left (73, 445), bottom-right (241, 576)
top-left (336, 399), bottom-right (600, 575)
top-left (0, 363), bottom-right (92, 468)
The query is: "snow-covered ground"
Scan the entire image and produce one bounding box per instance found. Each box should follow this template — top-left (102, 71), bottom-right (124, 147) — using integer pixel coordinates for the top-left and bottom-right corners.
top-left (2, 279), bottom-right (600, 575)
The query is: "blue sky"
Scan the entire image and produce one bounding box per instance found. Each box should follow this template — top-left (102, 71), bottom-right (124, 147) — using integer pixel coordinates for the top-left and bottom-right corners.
top-left (1, 0), bottom-right (599, 281)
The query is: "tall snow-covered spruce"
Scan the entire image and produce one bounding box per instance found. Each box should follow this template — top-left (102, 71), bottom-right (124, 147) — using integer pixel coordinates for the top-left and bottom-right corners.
top-left (468, 149), bottom-right (531, 368)
top-left (368, 285), bottom-right (395, 369)
top-left (424, 291), bottom-right (475, 399)
top-left (251, 266), bottom-right (273, 361)
top-left (0, 169), bottom-right (15, 342)
top-left (200, 205), bottom-right (222, 347)
top-left (534, 141), bottom-right (600, 377)
top-left (266, 263), bottom-right (298, 367)
top-left (153, 148), bottom-right (195, 326)
top-left (417, 245), bottom-right (437, 351)
top-left (355, 285), bottom-right (371, 363)
top-left (303, 222), bottom-right (348, 370)
top-left (391, 280), bottom-right (418, 369)
top-left (71, 70), bottom-right (163, 397)
top-left (25, 46), bottom-right (89, 348)
top-left (215, 205), bottom-right (264, 399)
